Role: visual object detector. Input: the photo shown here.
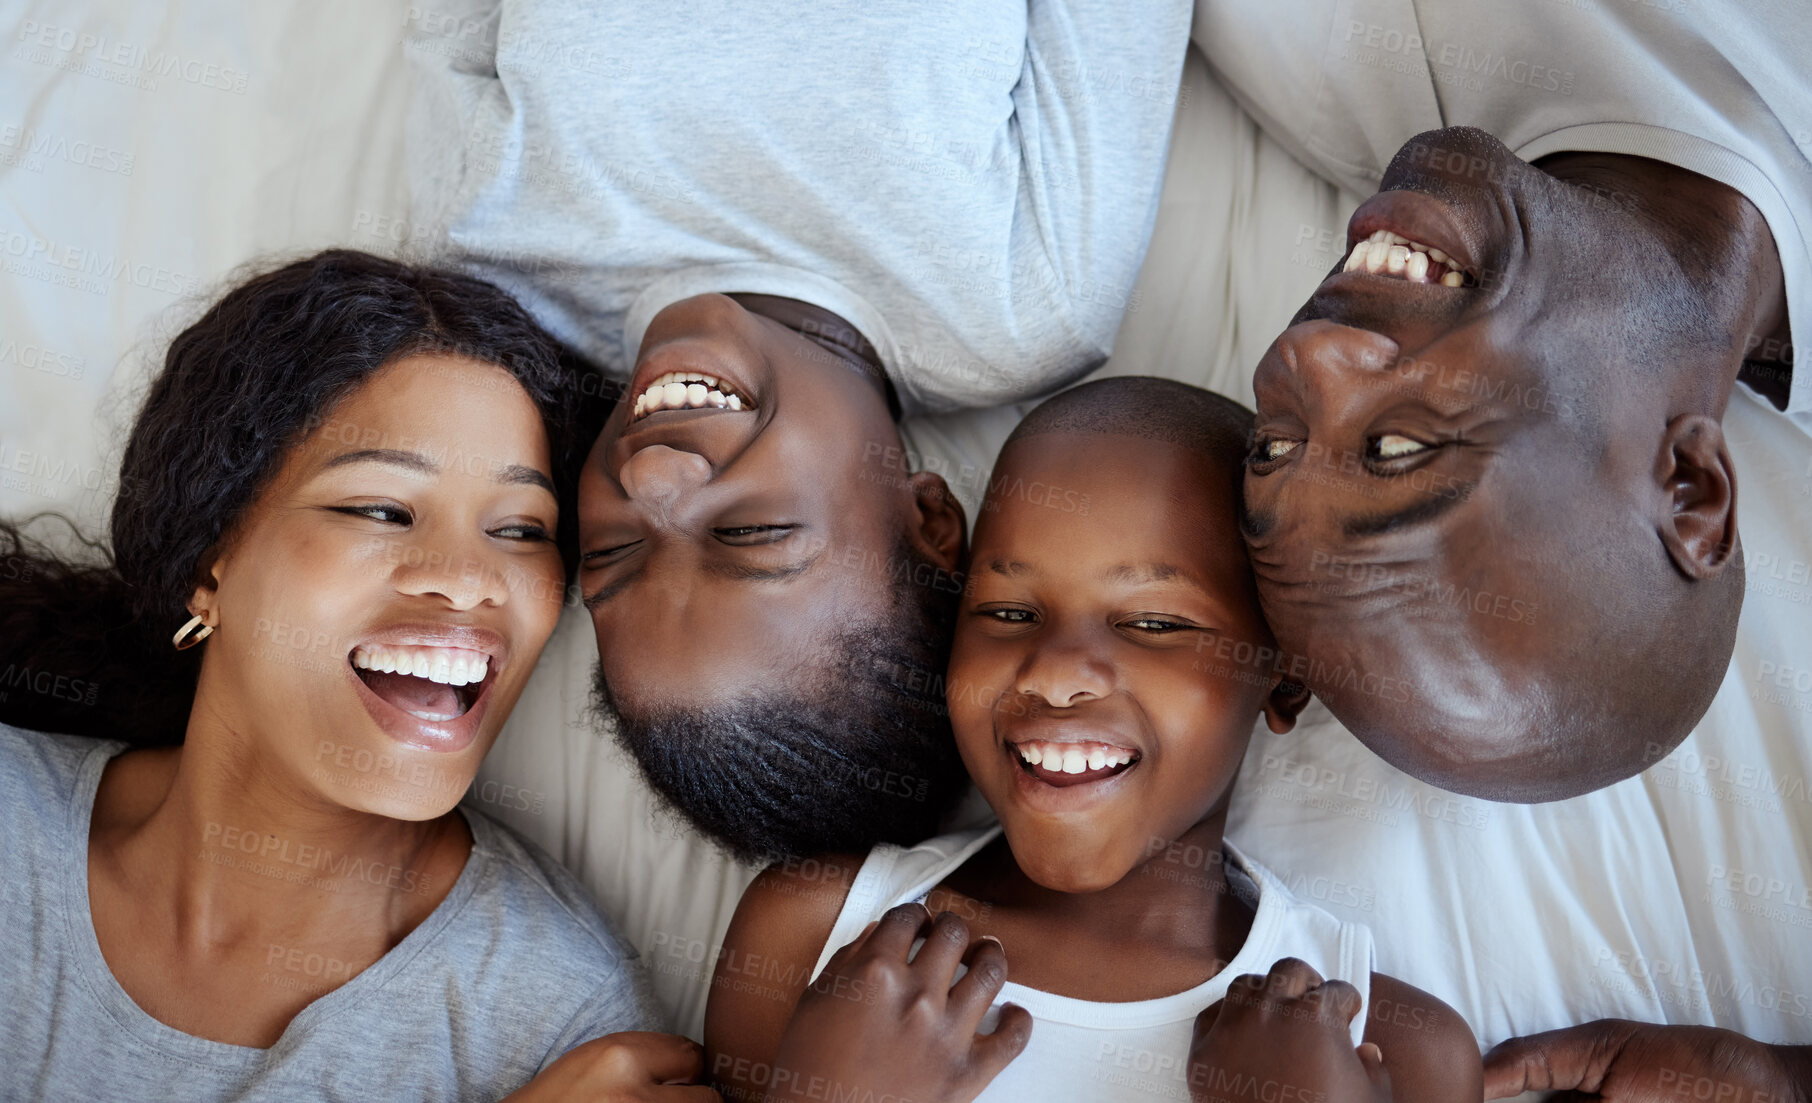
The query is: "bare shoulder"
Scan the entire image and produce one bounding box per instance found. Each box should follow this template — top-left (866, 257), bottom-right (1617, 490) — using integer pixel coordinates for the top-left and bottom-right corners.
top-left (704, 852), bottom-right (867, 1095)
top-left (1363, 973), bottom-right (1483, 1103)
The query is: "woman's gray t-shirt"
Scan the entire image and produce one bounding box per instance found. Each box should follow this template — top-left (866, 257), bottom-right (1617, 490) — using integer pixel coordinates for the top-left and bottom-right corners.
top-left (0, 726), bottom-right (661, 1102)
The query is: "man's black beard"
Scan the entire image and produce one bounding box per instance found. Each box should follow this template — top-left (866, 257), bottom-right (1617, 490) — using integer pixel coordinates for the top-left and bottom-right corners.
top-left (593, 665), bottom-right (970, 865)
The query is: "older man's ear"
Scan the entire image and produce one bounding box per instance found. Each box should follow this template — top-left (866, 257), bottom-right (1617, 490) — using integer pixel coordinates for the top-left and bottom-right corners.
top-left (1654, 413), bottom-right (1737, 581)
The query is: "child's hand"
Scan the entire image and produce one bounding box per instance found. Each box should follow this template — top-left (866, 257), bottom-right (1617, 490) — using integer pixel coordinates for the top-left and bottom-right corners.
top-left (764, 902), bottom-right (1032, 1103)
top-left (505, 1031), bottom-right (720, 1102)
top-left (1188, 958), bottom-right (1391, 1103)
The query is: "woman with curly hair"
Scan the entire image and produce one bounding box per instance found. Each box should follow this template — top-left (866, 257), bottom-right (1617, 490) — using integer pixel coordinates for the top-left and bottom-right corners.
top-left (0, 250), bottom-right (710, 1101)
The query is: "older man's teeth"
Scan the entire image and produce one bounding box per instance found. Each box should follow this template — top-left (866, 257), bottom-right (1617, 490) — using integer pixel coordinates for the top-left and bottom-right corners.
top-left (1012, 740), bottom-right (1138, 774)
top-left (631, 371), bottom-right (752, 421)
top-left (351, 645), bottom-right (490, 687)
top-left (1341, 236), bottom-right (1468, 285)
top-left (1375, 433), bottom-right (1428, 459)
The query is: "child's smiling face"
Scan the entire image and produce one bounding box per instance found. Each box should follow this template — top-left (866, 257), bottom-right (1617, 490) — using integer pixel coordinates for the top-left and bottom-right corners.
top-left (948, 428), bottom-right (1297, 894)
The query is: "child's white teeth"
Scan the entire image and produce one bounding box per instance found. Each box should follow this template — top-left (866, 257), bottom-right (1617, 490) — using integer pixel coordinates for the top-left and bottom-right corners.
top-left (351, 645), bottom-right (490, 686)
top-left (1385, 244), bottom-right (1408, 274)
top-left (1405, 251), bottom-right (1429, 281)
top-left (1012, 739), bottom-right (1139, 773)
top-left (1441, 269), bottom-right (1464, 287)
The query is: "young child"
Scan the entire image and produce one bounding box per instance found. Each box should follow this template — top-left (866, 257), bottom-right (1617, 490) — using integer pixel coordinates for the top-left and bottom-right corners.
top-left (705, 376), bottom-right (1482, 1101)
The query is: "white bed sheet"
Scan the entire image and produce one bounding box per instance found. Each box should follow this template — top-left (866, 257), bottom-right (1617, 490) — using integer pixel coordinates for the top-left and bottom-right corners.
top-left (4, 1), bottom-right (1809, 1053)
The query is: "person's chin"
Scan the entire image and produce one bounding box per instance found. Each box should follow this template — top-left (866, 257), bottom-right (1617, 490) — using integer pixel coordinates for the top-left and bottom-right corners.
top-left (1350, 713), bottom-right (1612, 804)
top-left (598, 677), bottom-right (968, 862)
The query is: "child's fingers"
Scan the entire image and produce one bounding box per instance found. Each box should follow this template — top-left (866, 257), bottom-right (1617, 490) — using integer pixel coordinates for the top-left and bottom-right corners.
top-left (1356, 1041), bottom-right (1391, 1100)
top-left (865, 902), bottom-right (933, 962)
top-left (1258, 957), bottom-right (1325, 1001)
top-left (910, 909), bottom-right (974, 991)
top-left (968, 1002), bottom-right (1034, 1081)
top-left (947, 937), bottom-right (1009, 1033)
top-left (818, 920), bottom-right (882, 976)
top-left (1303, 978), bottom-right (1364, 1026)
top-left (1190, 998), bottom-right (1224, 1041)
top-left (568, 1031), bottom-right (703, 1085)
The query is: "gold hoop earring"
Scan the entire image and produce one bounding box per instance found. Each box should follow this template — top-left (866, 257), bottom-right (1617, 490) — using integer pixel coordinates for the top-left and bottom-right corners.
top-left (173, 614), bottom-right (214, 650)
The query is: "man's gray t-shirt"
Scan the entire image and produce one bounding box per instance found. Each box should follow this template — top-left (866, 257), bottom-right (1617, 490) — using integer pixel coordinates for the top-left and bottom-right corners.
top-left (404, 0), bottom-right (1192, 416)
top-left (0, 726), bottom-right (661, 1102)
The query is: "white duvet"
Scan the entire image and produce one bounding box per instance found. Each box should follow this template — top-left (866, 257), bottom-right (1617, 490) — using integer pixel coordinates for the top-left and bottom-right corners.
top-left (4, 0), bottom-right (1808, 1052)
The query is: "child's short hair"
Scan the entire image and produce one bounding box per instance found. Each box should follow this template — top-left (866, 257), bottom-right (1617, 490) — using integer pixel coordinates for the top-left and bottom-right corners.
top-left (1007, 376), bottom-right (1254, 479)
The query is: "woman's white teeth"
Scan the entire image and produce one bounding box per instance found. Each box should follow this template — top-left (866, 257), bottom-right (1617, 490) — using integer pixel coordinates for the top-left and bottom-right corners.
top-left (351, 645), bottom-right (490, 687)
top-left (1342, 235), bottom-right (1468, 285)
top-left (1013, 740), bottom-right (1136, 774)
top-left (630, 371), bottom-right (750, 419)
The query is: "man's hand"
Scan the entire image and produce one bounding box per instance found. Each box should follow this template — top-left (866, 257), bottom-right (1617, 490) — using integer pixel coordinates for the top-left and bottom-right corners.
top-left (506, 1031), bottom-right (720, 1102)
top-left (1485, 1020), bottom-right (1808, 1103)
top-left (1189, 958), bottom-right (1391, 1103)
top-left (762, 902), bottom-right (1032, 1103)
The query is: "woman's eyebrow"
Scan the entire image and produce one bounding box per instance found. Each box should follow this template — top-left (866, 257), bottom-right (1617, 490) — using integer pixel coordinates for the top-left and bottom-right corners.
top-left (323, 448), bottom-right (554, 494)
top-left (324, 447), bottom-right (436, 476)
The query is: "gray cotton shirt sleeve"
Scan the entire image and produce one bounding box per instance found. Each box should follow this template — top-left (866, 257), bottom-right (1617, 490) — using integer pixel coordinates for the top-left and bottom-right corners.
top-left (0, 725), bottom-right (662, 1103)
top-left (403, 0), bottom-right (1192, 414)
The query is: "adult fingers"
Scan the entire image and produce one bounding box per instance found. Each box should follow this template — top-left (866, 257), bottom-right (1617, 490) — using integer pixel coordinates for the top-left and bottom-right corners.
top-left (1481, 1021), bottom-right (1637, 1099)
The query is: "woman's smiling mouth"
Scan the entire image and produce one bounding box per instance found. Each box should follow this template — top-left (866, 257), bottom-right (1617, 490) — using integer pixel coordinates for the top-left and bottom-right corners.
top-left (344, 627), bottom-right (508, 753)
top-left (351, 644), bottom-right (492, 722)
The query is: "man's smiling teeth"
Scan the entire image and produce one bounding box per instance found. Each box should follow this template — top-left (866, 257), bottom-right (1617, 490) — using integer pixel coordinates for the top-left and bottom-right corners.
top-left (631, 371), bottom-right (748, 420)
top-left (1343, 231), bottom-right (1468, 287)
top-left (351, 645), bottom-right (489, 687)
top-left (1375, 434), bottom-right (1427, 458)
top-left (1014, 740), bottom-right (1137, 774)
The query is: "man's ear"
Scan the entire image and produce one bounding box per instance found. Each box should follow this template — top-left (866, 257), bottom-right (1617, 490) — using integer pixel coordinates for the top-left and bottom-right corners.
top-left (1262, 680), bottom-right (1312, 735)
top-left (904, 470), bottom-right (967, 571)
top-left (1655, 413), bottom-right (1736, 580)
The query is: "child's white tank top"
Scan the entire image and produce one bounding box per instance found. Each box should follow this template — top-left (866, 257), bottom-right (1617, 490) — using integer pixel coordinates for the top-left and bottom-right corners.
top-left (810, 825), bottom-right (1375, 1102)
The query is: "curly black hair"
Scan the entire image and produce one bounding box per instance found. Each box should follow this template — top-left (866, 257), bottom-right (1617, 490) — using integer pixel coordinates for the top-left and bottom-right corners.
top-left (0, 249), bottom-right (597, 744)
